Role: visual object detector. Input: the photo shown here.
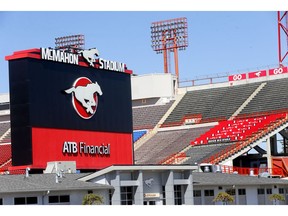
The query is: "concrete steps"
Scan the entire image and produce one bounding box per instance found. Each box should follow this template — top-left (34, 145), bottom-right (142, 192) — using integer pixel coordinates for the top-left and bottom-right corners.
top-left (230, 82), bottom-right (267, 119)
top-left (134, 93), bottom-right (186, 151)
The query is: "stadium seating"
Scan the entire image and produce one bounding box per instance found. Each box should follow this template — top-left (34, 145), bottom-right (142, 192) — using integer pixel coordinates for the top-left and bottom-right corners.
top-left (183, 143), bottom-right (233, 165)
top-left (134, 126), bottom-right (212, 164)
top-left (240, 78), bottom-right (288, 115)
top-left (162, 82), bottom-right (261, 126)
top-left (191, 115), bottom-right (279, 146)
top-left (132, 100), bottom-right (174, 130)
top-left (0, 115), bottom-right (10, 122)
top-left (202, 113), bottom-right (288, 164)
top-left (0, 130), bottom-right (11, 143)
top-left (158, 113), bottom-right (288, 166)
top-left (0, 122), bottom-right (10, 141)
top-left (204, 82), bottom-right (262, 120)
top-left (163, 87), bottom-right (227, 126)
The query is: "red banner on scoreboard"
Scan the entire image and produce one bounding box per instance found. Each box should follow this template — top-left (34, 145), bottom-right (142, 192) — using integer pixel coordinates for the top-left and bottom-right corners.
top-left (31, 127), bottom-right (133, 169)
top-left (248, 70), bottom-right (267, 79)
top-left (269, 67), bottom-right (288, 76)
top-left (228, 73), bottom-right (247, 82)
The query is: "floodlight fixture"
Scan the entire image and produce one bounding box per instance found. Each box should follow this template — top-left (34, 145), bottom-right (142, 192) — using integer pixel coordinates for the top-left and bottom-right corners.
top-left (55, 34), bottom-right (85, 52)
top-left (151, 17), bottom-right (188, 80)
top-left (278, 11), bottom-right (288, 67)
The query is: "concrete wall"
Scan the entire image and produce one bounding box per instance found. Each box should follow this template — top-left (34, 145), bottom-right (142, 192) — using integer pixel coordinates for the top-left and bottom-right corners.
top-left (92, 169), bottom-right (193, 205)
top-left (0, 189), bottom-right (110, 205)
top-left (131, 73), bottom-right (177, 100)
top-left (193, 184), bottom-right (287, 205)
top-left (0, 94), bottom-right (9, 103)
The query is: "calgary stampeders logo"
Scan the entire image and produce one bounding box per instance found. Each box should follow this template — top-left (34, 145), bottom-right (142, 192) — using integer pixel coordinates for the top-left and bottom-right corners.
top-left (65, 77), bottom-right (103, 119)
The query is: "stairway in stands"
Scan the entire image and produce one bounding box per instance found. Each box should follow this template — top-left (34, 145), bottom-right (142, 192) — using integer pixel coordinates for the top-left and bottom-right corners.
top-left (230, 82), bottom-right (267, 118)
top-left (134, 93), bottom-right (186, 151)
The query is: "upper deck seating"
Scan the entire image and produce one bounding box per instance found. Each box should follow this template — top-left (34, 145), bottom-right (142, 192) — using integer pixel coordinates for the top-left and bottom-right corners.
top-left (132, 101), bottom-right (174, 130)
top-left (163, 82), bottom-right (261, 126)
top-left (240, 78), bottom-right (288, 115)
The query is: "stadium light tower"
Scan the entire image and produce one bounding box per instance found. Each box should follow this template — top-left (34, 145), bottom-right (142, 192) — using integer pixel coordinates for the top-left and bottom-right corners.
top-left (55, 34), bottom-right (85, 52)
top-left (151, 17), bottom-right (188, 81)
top-left (278, 11), bottom-right (288, 67)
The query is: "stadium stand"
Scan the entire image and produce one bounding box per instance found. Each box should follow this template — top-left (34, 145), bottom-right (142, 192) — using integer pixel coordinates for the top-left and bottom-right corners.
top-left (0, 122), bottom-right (10, 141)
top-left (206, 82), bottom-right (263, 120)
top-left (191, 115), bottom-right (279, 145)
top-left (162, 82), bottom-right (261, 126)
top-left (183, 143), bottom-right (233, 165)
top-left (132, 74), bottom-right (288, 178)
top-left (239, 78), bottom-right (288, 115)
top-left (163, 87), bottom-right (227, 126)
top-left (132, 100), bottom-right (174, 130)
top-left (1, 129), bottom-right (11, 143)
top-left (0, 115), bottom-right (10, 122)
top-left (202, 113), bottom-right (288, 164)
top-left (134, 125), bottom-right (212, 164)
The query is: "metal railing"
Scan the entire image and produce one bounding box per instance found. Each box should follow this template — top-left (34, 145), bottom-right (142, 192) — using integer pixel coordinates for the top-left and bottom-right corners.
top-left (221, 165), bottom-right (285, 177)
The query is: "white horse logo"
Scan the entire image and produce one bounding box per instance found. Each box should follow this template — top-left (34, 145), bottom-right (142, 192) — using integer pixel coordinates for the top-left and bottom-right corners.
top-left (255, 71), bottom-right (261, 77)
top-left (78, 48), bottom-right (99, 67)
top-left (65, 81), bottom-right (103, 115)
top-left (144, 178), bottom-right (154, 188)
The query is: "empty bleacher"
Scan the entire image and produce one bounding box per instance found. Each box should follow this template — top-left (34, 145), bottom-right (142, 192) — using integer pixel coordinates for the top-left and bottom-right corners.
top-left (1, 130), bottom-right (11, 143)
top-left (132, 100), bottom-right (174, 130)
top-left (163, 82), bottom-right (261, 126)
top-left (204, 82), bottom-right (261, 120)
top-left (240, 78), bottom-right (288, 115)
top-left (183, 143), bottom-right (233, 165)
top-left (0, 122), bottom-right (10, 141)
top-left (0, 115), bottom-right (10, 122)
top-left (134, 126), bottom-right (212, 164)
top-left (191, 115), bottom-right (278, 146)
top-left (163, 113), bottom-right (288, 166)
top-left (199, 113), bottom-right (288, 164)
top-left (163, 87), bottom-right (227, 126)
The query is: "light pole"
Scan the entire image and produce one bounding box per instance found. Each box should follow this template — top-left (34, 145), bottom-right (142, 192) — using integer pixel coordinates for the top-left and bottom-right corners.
top-left (151, 17), bottom-right (188, 82)
top-left (55, 34), bottom-right (85, 53)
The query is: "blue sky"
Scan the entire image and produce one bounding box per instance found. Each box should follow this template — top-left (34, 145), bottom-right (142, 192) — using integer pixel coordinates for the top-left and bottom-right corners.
top-left (1, 2), bottom-right (288, 93)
